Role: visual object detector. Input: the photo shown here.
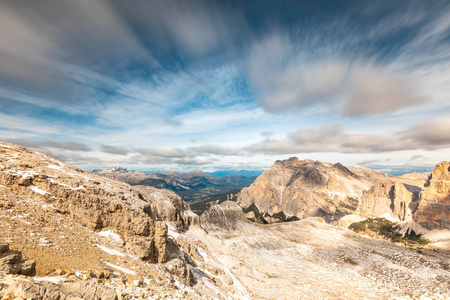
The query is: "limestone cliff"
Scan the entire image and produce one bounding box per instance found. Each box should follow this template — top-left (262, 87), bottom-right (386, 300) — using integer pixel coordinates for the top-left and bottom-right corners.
top-left (0, 143), bottom-right (200, 263)
top-left (414, 161), bottom-right (450, 229)
top-left (355, 182), bottom-right (417, 221)
top-left (237, 158), bottom-right (378, 223)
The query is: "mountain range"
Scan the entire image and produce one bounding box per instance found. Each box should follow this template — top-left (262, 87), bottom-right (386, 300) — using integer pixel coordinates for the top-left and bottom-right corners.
top-left (1, 142), bottom-right (450, 299)
top-left (93, 168), bottom-right (257, 201)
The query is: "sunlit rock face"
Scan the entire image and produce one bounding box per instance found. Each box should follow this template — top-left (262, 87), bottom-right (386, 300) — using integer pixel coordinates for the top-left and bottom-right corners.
top-left (414, 161), bottom-right (450, 229)
top-left (237, 157), bottom-right (387, 223)
top-left (356, 182), bottom-right (417, 221)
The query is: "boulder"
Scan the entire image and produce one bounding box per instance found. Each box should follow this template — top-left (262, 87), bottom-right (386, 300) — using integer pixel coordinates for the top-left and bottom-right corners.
top-left (0, 243), bottom-right (36, 276)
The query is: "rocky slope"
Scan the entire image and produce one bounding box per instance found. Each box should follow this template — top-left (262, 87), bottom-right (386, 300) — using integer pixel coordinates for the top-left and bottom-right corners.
top-left (185, 201), bottom-right (450, 299)
top-left (0, 143), bottom-right (249, 299)
top-left (2, 143), bottom-right (449, 299)
top-left (238, 158), bottom-right (390, 223)
top-left (94, 168), bottom-right (256, 201)
top-left (414, 161), bottom-right (450, 230)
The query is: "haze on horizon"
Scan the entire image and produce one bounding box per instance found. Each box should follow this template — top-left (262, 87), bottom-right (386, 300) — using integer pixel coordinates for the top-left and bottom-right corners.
top-left (0, 0), bottom-right (449, 175)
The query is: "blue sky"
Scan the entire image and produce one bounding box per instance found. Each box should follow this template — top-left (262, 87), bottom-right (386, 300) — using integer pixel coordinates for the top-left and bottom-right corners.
top-left (0, 0), bottom-right (449, 174)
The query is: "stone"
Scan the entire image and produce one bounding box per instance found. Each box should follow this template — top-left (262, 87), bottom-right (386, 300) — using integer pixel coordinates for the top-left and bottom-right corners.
top-left (355, 182), bottom-right (417, 221)
top-left (414, 161), bottom-right (450, 229)
top-left (0, 243), bottom-right (36, 276)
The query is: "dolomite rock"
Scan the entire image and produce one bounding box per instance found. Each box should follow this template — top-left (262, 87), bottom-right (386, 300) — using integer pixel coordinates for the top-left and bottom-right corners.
top-left (1, 279), bottom-right (117, 300)
top-left (201, 201), bottom-right (250, 231)
top-left (237, 158), bottom-right (377, 223)
top-left (414, 161), bottom-right (450, 229)
top-left (0, 243), bottom-right (36, 276)
top-left (355, 182), bottom-right (417, 221)
top-left (0, 143), bottom-right (198, 264)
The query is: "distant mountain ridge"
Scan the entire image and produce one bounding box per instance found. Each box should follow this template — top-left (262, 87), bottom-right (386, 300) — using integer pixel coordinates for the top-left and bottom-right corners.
top-left (237, 157), bottom-right (428, 223)
top-left (93, 168), bottom-right (257, 201)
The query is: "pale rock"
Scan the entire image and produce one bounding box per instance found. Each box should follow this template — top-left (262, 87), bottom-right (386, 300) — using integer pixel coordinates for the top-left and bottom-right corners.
top-left (355, 182), bottom-right (417, 221)
top-left (414, 161), bottom-right (450, 229)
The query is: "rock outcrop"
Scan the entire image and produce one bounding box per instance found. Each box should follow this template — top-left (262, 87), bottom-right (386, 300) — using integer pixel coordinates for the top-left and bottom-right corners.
top-left (414, 161), bottom-right (450, 229)
top-left (355, 182), bottom-right (417, 221)
top-left (0, 243), bottom-right (36, 276)
top-left (0, 143), bottom-right (199, 264)
top-left (1, 279), bottom-right (117, 300)
top-left (201, 201), bottom-right (250, 231)
top-left (237, 158), bottom-right (380, 223)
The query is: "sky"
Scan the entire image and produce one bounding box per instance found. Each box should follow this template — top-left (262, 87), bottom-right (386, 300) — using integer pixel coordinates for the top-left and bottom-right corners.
top-left (0, 0), bottom-right (449, 174)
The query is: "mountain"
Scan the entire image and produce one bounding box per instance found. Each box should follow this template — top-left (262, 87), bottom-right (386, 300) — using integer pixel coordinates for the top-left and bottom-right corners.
top-left (0, 142), bottom-right (248, 298)
top-left (1, 143), bottom-right (450, 299)
top-left (414, 161), bottom-right (450, 230)
top-left (355, 182), bottom-right (418, 221)
top-left (238, 158), bottom-right (401, 223)
top-left (93, 168), bottom-right (257, 201)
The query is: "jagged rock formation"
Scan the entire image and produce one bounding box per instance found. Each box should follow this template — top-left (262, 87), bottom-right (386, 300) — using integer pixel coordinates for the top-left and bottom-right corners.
top-left (94, 168), bottom-right (256, 201)
top-left (201, 201), bottom-right (249, 231)
top-left (355, 182), bottom-right (417, 221)
top-left (0, 243), bottom-right (35, 276)
top-left (414, 161), bottom-right (450, 229)
top-left (0, 143), bottom-right (201, 263)
top-left (237, 158), bottom-right (384, 223)
top-left (1, 278), bottom-right (117, 300)
top-left (0, 142), bottom-right (249, 299)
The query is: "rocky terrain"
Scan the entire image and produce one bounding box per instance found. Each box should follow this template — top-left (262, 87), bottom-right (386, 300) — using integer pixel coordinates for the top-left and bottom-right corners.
top-left (186, 201), bottom-right (450, 299)
top-left (94, 168), bottom-right (256, 201)
top-left (1, 143), bottom-right (449, 299)
top-left (0, 143), bottom-right (250, 299)
top-left (414, 161), bottom-right (450, 230)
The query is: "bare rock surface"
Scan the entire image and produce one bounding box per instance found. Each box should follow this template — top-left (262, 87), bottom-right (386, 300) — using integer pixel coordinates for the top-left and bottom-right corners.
top-left (0, 143), bottom-right (245, 299)
top-left (237, 158), bottom-right (392, 223)
top-left (188, 201), bottom-right (450, 299)
top-left (414, 161), bottom-right (450, 229)
top-left (0, 243), bottom-right (36, 276)
top-left (356, 182), bottom-right (417, 221)
top-left (1, 278), bottom-right (117, 300)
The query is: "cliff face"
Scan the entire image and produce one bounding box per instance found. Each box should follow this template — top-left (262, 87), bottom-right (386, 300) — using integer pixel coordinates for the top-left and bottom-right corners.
top-left (0, 143), bottom-right (201, 263)
top-left (355, 182), bottom-right (417, 221)
top-left (237, 158), bottom-right (377, 223)
top-left (414, 161), bottom-right (450, 229)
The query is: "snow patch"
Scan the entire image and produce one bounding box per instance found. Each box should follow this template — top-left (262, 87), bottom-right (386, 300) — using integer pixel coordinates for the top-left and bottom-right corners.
top-left (396, 219), bottom-right (429, 236)
top-left (27, 185), bottom-right (50, 195)
top-left (377, 213), bottom-right (400, 223)
top-left (95, 244), bottom-right (126, 257)
top-left (47, 178), bottom-right (85, 190)
top-left (97, 230), bottom-right (123, 243)
top-left (34, 276), bottom-right (67, 283)
top-left (104, 261), bottom-right (136, 275)
top-left (167, 225), bottom-right (181, 239)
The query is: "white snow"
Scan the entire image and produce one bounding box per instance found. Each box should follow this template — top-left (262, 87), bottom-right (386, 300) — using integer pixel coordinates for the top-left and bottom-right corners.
top-left (46, 164), bottom-right (63, 170)
top-left (27, 185), bottom-right (50, 195)
top-left (377, 213), bottom-right (400, 223)
top-left (47, 178), bottom-right (85, 190)
top-left (42, 204), bottom-right (56, 211)
top-left (104, 261), bottom-right (136, 275)
top-left (34, 276), bottom-right (67, 283)
top-left (95, 244), bottom-right (126, 257)
top-left (167, 225), bottom-right (181, 239)
top-left (97, 230), bottom-right (123, 243)
top-left (396, 219), bottom-right (429, 236)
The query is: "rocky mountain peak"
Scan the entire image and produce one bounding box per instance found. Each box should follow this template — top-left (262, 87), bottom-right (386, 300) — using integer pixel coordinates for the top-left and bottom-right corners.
top-left (414, 161), bottom-right (450, 229)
